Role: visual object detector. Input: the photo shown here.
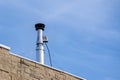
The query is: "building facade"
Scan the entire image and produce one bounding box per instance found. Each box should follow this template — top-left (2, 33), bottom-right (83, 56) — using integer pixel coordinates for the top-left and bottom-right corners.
top-left (0, 44), bottom-right (85, 80)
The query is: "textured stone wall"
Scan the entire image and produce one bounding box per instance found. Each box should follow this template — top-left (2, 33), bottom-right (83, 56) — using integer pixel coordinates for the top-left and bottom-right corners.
top-left (0, 46), bottom-right (84, 80)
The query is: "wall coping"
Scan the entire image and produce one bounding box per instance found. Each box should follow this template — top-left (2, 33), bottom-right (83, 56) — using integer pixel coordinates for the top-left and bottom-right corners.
top-left (0, 44), bottom-right (11, 50)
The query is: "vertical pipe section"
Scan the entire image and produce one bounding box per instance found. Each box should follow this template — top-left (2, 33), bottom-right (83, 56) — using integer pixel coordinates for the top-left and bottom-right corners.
top-left (36, 29), bottom-right (44, 64)
top-left (35, 23), bottom-right (45, 64)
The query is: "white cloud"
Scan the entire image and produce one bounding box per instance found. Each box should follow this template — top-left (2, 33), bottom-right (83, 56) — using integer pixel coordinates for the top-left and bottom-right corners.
top-left (37, 0), bottom-right (120, 40)
top-left (42, 0), bottom-right (111, 22)
top-left (0, 0), bottom-right (44, 17)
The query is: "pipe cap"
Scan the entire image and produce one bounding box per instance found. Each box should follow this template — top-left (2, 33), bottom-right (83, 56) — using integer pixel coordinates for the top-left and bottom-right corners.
top-left (35, 23), bottom-right (45, 30)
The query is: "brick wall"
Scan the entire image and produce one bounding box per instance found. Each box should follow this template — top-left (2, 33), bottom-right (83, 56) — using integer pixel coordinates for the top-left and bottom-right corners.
top-left (0, 45), bottom-right (84, 80)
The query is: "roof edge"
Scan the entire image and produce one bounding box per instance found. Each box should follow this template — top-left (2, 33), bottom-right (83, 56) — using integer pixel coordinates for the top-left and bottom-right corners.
top-left (10, 52), bottom-right (86, 80)
top-left (0, 44), bottom-right (11, 50)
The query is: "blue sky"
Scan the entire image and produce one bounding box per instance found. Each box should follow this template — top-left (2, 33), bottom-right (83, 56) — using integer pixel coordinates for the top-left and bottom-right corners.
top-left (0, 0), bottom-right (120, 80)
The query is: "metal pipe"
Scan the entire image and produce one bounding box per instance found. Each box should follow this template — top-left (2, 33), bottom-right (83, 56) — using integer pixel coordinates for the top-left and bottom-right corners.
top-left (35, 23), bottom-right (45, 64)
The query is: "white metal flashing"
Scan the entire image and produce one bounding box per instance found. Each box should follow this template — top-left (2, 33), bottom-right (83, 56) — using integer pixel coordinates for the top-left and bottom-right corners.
top-left (0, 44), bottom-right (10, 50)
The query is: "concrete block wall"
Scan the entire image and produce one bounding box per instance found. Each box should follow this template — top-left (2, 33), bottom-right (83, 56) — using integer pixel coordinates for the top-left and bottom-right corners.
top-left (0, 44), bottom-right (84, 80)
